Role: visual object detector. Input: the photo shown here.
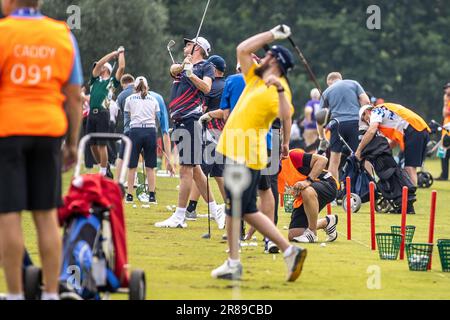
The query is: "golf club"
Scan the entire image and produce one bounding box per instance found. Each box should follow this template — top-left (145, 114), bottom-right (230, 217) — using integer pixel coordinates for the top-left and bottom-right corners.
top-left (202, 124), bottom-right (212, 239)
top-left (167, 40), bottom-right (176, 64)
top-left (190, 0), bottom-right (211, 55)
top-left (280, 26), bottom-right (323, 96)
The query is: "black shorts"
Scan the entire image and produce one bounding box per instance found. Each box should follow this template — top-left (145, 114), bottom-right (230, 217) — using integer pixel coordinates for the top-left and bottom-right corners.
top-left (86, 109), bottom-right (110, 146)
top-left (404, 126), bottom-right (430, 167)
top-left (258, 174), bottom-right (272, 191)
top-left (118, 131), bottom-right (130, 160)
top-left (290, 179), bottom-right (337, 230)
top-left (329, 120), bottom-right (360, 153)
top-left (172, 118), bottom-right (202, 166)
top-left (129, 128), bottom-right (157, 169)
top-left (201, 145), bottom-right (224, 177)
top-left (0, 136), bottom-right (62, 213)
top-left (225, 167), bottom-right (260, 217)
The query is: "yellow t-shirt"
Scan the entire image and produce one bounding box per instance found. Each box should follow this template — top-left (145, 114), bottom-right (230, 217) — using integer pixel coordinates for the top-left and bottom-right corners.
top-left (216, 64), bottom-right (294, 170)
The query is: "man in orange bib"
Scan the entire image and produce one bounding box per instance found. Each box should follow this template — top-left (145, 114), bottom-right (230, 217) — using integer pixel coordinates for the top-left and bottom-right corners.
top-left (356, 103), bottom-right (430, 186)
top-left (279, 149), bottom-right (339, 243)
top-left (0, 0), bottom-right (83, 300)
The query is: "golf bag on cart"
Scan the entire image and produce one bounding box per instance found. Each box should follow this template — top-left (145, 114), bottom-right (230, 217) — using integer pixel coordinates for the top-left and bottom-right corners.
top-left (57, 134), bottom-right (146, 300)
top-left (361, 135), bottom-right (417, 214)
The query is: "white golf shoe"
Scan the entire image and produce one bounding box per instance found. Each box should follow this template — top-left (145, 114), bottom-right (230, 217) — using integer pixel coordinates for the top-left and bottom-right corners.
top-left (292, 229), bottom-right (319, 243)
top-left (154, 215), bottom-right (187, 229)
top-left (215, 204), bottom-right (226, 230)
top-left (325, 214), bottom-right (339, 242)
top-left (211, 260), bottom-right (243, 280)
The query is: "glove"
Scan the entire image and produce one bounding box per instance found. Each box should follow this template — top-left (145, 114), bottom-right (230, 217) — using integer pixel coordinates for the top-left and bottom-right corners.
top-left (318, 138), bottom-right (330, 153)
top-left (270, 24), bottom-right (292, 40)
top-left (117, 46), bottom-right (125, 54)
top-left (199, 113), bottom-right (212, 124)
top-left (184, 63), bottom-right (193, 77)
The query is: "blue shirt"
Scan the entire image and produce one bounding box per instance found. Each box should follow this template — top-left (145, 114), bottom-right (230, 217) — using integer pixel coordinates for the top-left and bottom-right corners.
top-left (150, 91), bottom-right (170, 135)
top-left (10, 9), bottom-right (83, 86)
top-left (220, 74), bottom-right (246, 112)
top-left (320, 79), bottom-right (366, 122)
top-left (117, 85), bottom-right (134, 134)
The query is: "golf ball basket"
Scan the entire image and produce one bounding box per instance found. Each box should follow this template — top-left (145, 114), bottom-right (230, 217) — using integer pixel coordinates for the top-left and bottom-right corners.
top-left (283, 193), bottom-right (295, 214)
top-left (437, 239), bottom-right (450, 273)
top-left (406, 243), bottom-right (434, 272)
top-left (391, 225), bottom-right (416, 244)
top-left (376, 233), bottom-right (402, 260)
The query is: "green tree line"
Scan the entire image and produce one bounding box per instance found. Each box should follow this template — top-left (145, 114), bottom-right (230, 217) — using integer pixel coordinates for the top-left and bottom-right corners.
top-left (4, 0), bottom-right (450, 121)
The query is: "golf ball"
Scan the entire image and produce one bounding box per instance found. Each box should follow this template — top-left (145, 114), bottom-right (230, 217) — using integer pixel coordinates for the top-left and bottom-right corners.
top-left (132, 204), bottom-right (137, 209)
top-left (321, 243), bottom-right (327, 247)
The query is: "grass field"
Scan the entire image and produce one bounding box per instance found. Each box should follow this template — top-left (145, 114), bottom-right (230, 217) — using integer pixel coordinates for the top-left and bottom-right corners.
top-left (1, 159), bottom-right (450, 300)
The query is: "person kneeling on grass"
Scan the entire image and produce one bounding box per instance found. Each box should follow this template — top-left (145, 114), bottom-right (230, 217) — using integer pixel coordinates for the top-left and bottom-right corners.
top-left (279, 149), bottom-right (339, 243)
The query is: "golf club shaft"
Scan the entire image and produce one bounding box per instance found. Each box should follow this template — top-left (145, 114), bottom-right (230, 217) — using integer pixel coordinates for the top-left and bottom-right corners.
top-left (287, 36), bottom-right (323, 96)
top-left (168, 49), bottom-right (175, 64)
top-left (191, 0), bottom-right (211, 55)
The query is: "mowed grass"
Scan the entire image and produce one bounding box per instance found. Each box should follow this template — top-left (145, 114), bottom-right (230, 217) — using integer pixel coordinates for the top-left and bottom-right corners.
top-left (1, 160), bottom-right (450, 300)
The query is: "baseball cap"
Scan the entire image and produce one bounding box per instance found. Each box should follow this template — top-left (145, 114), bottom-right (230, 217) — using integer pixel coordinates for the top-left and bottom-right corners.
top-left (207, 55), bottom-right (226, 73)
top-left (359, 104), bottom-right (373, 121)
top-left (104, 62), bottom-right (113, 74)
top-left (444, 83), bottom-right (450, 90)
top-left (267, 45), bottom-right (294, 76)
top-left (184, 37), bottom-right (211, 56)
top-left (134, 76), bottom-right (148, 88)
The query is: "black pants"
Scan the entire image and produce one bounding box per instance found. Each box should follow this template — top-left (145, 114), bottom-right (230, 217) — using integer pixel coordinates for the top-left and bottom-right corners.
top-left (441, 151), bottom-right (450, 179)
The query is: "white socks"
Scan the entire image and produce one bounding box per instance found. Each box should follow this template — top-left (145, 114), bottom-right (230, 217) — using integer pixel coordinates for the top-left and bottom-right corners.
top-left (6, 293), bottom-right (24, 301)
top-left (208, 201), bottom-right (217, 215)
top-left (228, 258), bottom-right (240, 267)
top-left (283, 245), bottom-right (295, 258)
top-left (174, 207), bottom-right (187, 221)
top-left (41, 292), bottom-right (59, 301)
top-left (100, 167), bottom-right (107, 176)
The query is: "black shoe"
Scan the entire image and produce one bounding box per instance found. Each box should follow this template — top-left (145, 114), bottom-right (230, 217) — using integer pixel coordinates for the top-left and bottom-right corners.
top-left (126, 194), bottom-right (133, 203)
top-left (106, 165), bottom-right (114, 179)
top-left (149, 192), bottom-right (157, 204)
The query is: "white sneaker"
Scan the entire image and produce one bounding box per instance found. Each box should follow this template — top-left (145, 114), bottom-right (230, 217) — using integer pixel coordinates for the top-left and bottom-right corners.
top-left (215, 204), bottom-right (226, 230)
top-left (211, 260), bottom-right (243, 280)
top-left (284, 246), bottom-right (307, 282)
top-left (292, 229), bottom-right (319, 243)
top-left (267, 241), bottom-right (280, 254)
top-left (325, 215), bottom-right (339, 242)
top-left (154, 215), bottom-right (187, 229)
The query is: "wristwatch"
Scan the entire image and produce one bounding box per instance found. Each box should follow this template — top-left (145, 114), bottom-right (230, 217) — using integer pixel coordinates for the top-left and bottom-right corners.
top-left (277, 87), bottom-right (285, 93)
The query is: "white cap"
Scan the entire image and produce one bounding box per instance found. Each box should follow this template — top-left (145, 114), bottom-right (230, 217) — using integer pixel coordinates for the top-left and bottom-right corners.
top-left (134, 76), bottom-right (148, 88)
top-left (184, 37), bottom-right (211, 56)
top-left (359, 104), bottom-right (373, 121)
top-left (104, 62), bottom-right (113, 74)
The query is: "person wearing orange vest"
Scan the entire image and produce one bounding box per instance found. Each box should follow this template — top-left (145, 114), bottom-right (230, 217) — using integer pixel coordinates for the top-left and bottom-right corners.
top-left (0, 0), bottom-right (83, 300)
top-left (278, 149), bottom-right (339, 243)
top-left (438, 83), bottom-right (450, 181)
top-left (356, 103), bottom-right (430, 186)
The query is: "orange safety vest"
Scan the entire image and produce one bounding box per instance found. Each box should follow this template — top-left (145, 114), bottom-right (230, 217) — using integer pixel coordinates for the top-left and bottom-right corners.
top-left (376, 103), bottom-right (430, 151)
top-left (0, 15), bottom-right (75, 138)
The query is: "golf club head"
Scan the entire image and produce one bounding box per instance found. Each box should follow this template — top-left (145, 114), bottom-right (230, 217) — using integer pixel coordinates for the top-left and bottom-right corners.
top-left (315, 108), bottom-right (331, 126)
top-left (167, 40), bottom-right (176, 50)
top-left (202, 233), bottom-right (211, 239)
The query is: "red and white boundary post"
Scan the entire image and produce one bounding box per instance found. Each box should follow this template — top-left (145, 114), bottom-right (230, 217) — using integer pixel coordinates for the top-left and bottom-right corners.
top-left (369, 182), bottom-right (376, 251)
top-left (327, 203), bottom-right (332, 216)
top-left (428, 190), bottom-right (437, 270)
top-left (346, 177), bottom-right (352, 240)
top-left (400, 187), bottom-right (408, 260)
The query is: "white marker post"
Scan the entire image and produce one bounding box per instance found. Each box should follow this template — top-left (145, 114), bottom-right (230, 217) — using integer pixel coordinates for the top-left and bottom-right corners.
top-left (224, 164), bottom-right (251, 300)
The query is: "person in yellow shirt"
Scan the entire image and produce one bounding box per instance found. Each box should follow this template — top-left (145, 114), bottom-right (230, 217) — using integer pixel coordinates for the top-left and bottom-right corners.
top-left (212, 25), bottom-right (307, 282)
top-left (0, 0), bottom-right (82, 300)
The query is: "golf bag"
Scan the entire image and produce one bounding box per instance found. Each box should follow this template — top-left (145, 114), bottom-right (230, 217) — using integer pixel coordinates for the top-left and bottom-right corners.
top-left (340, 155), bottom-right (374, 204)
top-left (58, 174), bottom-right (128, 300)
top-left (361, 135), bottom-right (417, 214)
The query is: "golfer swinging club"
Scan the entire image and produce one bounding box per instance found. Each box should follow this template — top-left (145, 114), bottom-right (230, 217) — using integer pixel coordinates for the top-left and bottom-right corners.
top-left (212, 25), bottom-right (307, 282)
